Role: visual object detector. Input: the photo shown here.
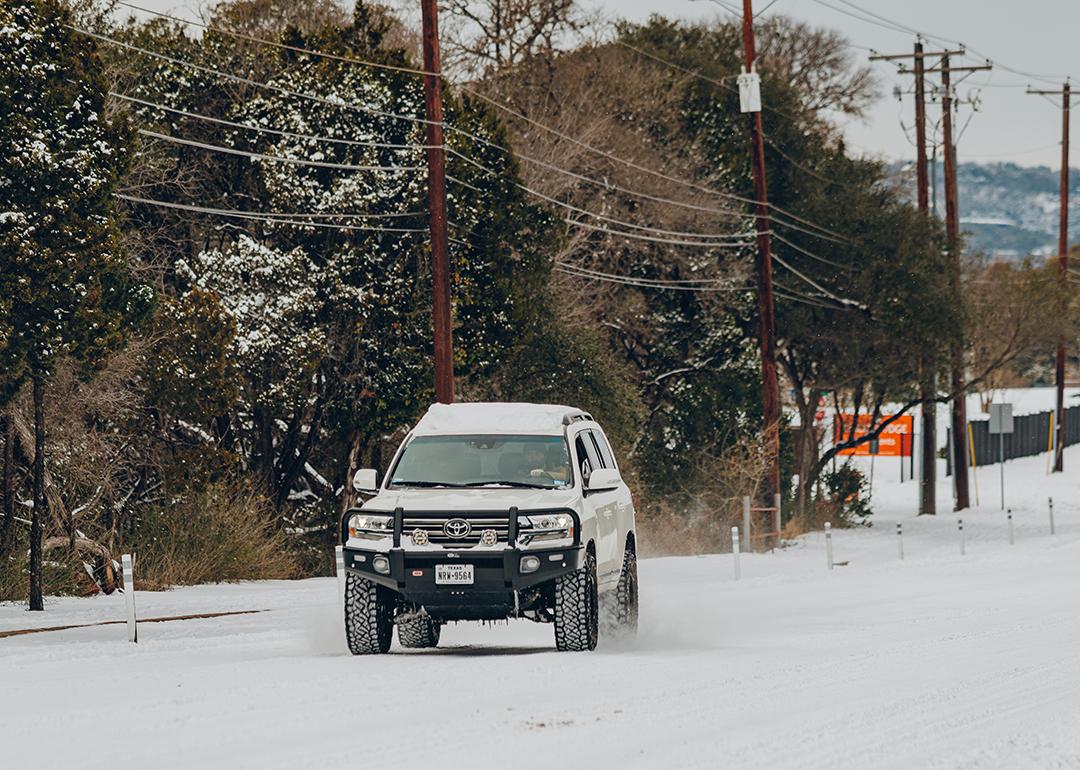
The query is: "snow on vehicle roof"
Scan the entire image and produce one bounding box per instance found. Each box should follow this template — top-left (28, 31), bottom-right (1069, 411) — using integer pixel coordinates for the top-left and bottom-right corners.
top-left (413, 402), bottom-right (590, 435)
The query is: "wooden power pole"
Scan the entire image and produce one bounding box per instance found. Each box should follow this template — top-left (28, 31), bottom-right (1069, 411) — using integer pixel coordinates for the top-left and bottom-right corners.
top-left (1028, 82), bottom-right (1071, 474)
top-left (739, 0), bottom-right (781, 528)
top-left (937, 55), bottom-right (990, 510)
top-left (870, 42), bottom-right (963, 515)
top-left (420, 0), bottom-right (455, 404)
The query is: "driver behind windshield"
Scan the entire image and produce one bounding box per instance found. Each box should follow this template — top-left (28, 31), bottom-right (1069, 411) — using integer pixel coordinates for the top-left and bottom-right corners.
top-left (524, 444), bottom-right (569, 484)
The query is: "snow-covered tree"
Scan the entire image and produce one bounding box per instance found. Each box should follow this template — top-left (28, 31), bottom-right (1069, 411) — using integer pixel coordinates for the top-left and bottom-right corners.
top-left (120, 4), bottom-right (558, 512)
top-left (0, 0), bottom-right (147, 608)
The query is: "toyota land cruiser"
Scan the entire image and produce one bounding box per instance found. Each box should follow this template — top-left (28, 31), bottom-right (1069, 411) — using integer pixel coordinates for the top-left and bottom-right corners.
top-left (340, 402), bottom-right (638, 653)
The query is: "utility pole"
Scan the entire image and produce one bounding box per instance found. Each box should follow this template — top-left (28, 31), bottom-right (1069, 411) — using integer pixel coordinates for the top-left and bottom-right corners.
top-left (937, 55), bottom-right (990, 510)
top-left (870, 42), bottom-right (962, 515)
top-left (913, 42), bottom-right (936, 516)
top-left (420, 0), bottom-right (454, 404)
top-left (1027, 82), bottom-right (1071, 474)
top-left (739, 0), bottom-right (781, 531)
top-left (940, 54), bottom-right (969, 511)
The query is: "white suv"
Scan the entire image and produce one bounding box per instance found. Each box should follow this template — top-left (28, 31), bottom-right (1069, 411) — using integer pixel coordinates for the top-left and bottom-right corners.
top-left (340, 402), bottom-right (638, 653)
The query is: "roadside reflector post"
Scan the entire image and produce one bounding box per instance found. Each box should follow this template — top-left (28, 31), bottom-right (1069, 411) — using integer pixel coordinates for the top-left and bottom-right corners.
top-left (731, 526), bottom-right (741, 581)
top-left (773, 493), bottom-right (782, 540)
top-left (1007, 508), bottom-right (1014, 545)
top-left (335, 545), bottom-right (346, 600)
top-left (742, 496), bottom-right (752, 553)
top-left (958, 518), bottom-right (966, 556)
top-left (1049, 498), bottom-right (1055, 535)
top-left (896, 522), bottom-right (904, 561)
top-left (121, 553), bottom-right (137, 644)
top-left (824, 522), bottom-right (833, 570)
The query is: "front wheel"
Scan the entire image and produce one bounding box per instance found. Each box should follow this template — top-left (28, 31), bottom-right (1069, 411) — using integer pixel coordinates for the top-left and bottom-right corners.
top-left (344, 573), bottom-right (393, 655)
top-left (554, 549), bottom-right (599, 651)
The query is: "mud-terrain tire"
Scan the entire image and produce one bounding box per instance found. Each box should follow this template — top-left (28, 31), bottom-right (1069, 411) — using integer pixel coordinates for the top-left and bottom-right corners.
top-left (397, 614), bottom-right (441, 648)
top-left (344, 572), bottom-right (393, 655)
top-left (554, 549), bottom-right (599, 652)
top-left (611, 544), bottom-right (639, 637)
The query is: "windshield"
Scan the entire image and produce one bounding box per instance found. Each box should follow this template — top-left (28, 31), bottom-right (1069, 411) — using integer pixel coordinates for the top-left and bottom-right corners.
top-left (389, 434), bottom-right (572, 489)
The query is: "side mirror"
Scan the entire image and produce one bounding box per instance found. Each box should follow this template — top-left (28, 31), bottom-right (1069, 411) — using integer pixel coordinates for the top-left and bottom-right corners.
top-left (352, 468), bottom-right (379, 494)
top-left (585, 468), bottom-right (620, 492)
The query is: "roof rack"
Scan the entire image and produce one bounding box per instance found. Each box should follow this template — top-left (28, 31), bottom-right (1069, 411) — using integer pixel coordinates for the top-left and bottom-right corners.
top-left (562, 411), bottom-right (593, 425)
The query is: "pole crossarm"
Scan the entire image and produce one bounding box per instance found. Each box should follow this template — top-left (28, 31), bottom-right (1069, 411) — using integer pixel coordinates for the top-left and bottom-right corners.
top-left (909, 63), bottom-right (992, 75)
top-left (868, 48), bottom-right (964, 62)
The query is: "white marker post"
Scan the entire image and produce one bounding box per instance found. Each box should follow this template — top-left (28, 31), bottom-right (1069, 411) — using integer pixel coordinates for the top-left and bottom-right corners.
top-left (896, 522), bottom-right (904, 561)
top-left (731, 526), bottom-right (741, 581)
top-left (335, 545), bottom-right (346, 599)
top-left (742, 496), bottom-right (752, 552)
top-left (1049, 498), bottom-right (1056, 536)
top-left (121, 553), bottom-right (137, 643)
top-left (824, 522), bottom-right (833, 570)
top-left (773, 493), bottom-right (782, 541)
top-left (1007, 509), bottom-right (1014, 545)
top-left (958, 518), bottom-right (966, 556)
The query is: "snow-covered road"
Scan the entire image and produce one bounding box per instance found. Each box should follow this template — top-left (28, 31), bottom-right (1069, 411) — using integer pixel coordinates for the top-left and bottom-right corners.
top-left (3, 449), bottom-right (1079, 770)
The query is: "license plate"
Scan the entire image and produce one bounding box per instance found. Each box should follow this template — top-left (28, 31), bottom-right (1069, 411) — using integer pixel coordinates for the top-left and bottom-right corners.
top-left (435, 564), bottom-right (474, 585)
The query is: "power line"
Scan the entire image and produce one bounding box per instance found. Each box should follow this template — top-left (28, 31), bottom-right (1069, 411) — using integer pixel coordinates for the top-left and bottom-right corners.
top-left (92, 27), bottom-right (762, 235)
top-left (112, 92), bottom-right (436, 151)
top-left (139, 129), bottom-right (423, 172)
top-left (564, 217), bottom-right (754, 248)
top-left (91, 14), bottom-right (851, 247)
top-left (76, 27), bottom-right (434, 128)
top-left (821, 0), bottom-right (1070, 85)
top-left (610, 39), bottom-right (863, 244)
top-left (772, 252), bottom-right (859, 307)
top-left (453, 83), bottom-right (766, 208)
top-left (770, 230), bottom-right (852, 271)
top-left (114, 1), bottom-right (437, 78)
top-left (446, 150), bottom-right (755, 241)
top-left (92, 8), bottom-right (765, 214)
top-left (615, 40), bottom-right (805, 125)
top-left (116, 194), bottom-right (429, 232)
top-left (449, 181), bottom-right (753, 248)
top-left (555, 262), bottom-right (751, 291)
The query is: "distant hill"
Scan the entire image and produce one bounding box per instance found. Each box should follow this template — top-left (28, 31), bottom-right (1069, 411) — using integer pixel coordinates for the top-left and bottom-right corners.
top-left (889, 161), bottom-right (1079, 260)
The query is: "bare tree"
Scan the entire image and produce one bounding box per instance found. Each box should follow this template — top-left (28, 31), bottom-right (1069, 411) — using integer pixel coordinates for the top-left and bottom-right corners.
top-left (438, 0), bottom-right (589, 76)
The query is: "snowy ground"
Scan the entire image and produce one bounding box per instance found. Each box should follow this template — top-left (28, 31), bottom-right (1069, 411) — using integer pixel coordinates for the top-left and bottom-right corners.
top-left (3, 448), bottom-right (1079, 769)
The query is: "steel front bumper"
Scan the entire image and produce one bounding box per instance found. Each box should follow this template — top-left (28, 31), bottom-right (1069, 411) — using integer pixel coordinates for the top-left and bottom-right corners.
top-left (343, 544), bottom-right (585, 595)
top-left (341, 506), bottom-right (584, 619)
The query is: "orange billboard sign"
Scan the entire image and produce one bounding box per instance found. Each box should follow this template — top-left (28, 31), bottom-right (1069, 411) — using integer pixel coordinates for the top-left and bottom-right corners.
top-left (833, 413), bottom-right (914, 457)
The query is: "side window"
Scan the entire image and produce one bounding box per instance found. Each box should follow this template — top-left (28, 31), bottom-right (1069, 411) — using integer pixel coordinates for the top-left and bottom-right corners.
top-left (574, 433), bottom-right (601, 481)
top-left (589, 430), bottom-right (617, 472)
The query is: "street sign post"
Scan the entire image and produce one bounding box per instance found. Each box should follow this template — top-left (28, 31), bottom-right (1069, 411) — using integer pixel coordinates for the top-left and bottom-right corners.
top-left (989, 403), bottom-right (1014, 510)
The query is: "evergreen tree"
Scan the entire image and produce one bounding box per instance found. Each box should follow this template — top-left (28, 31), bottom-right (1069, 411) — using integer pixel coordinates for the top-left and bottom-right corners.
top-left (0, 0), bottom-right (146, 608)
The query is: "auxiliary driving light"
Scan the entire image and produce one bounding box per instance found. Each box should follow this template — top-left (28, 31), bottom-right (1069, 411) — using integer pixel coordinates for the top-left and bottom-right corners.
top-left (479, 528), bottom-right (498, 546)
top-left (373, 555), bottom-right (391, 575)
top-left (412, 528), bottom-right (429, 546)
top-left (520, 555), bottom-right (541, 574)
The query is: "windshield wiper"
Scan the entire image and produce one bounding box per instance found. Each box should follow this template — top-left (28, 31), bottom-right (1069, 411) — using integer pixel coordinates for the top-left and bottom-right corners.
top-left (389, 480), bottom-right (467, 488)
top-left (461, 480), bottom-right (554, 489)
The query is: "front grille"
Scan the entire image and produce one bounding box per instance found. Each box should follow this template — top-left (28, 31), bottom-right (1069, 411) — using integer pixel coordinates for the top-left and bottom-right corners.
top-left (403, 516), bottom-right (511, 547)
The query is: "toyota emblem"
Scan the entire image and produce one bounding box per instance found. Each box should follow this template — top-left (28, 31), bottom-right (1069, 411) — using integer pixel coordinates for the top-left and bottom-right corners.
top-left (443, 518), bottom-right (472, 539)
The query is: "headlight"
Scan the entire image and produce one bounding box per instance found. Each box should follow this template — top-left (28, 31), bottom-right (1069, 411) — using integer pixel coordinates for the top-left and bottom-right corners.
top-left (518, 513), bottom-right (575, 546)
top-left (348, 513), bottom-right (394, 540)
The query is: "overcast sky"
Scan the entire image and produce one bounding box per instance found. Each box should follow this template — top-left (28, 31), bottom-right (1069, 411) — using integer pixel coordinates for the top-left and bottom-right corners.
top-left (129, 0), bottom-right (1078, 169)
top-left (591, 0), bottom-right (1078, 169)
